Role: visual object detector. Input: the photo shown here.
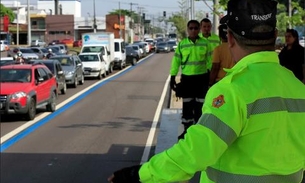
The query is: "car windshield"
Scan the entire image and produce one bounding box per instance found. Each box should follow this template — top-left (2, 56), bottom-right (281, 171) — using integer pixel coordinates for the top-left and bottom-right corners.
top-left (20, 49), bottom-right (34, 53)
top-left (79, 55), bottom-right (99, 62)
top-left (0, 69), bottom-right (31, 83)
top-left (167, 42), bottom-right (177, 45)
top-left (53, 57), bottom-right (74, 66)
top-left (43, 62), bottom-right (55, 74)
top-left (158, 42), bottom-right (167, 46)
top-left (47, 47), bottom-right (60, 52)
top-left (41, 48), bottom-right (48, 53)
top-left (82, 46), bottom-right (104, 53)
top-left (132, 46), bottom-right (139, 50)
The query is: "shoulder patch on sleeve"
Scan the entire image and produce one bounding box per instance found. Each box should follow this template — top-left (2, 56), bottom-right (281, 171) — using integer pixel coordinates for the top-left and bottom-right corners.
top-left (212, 95), bottom-right (225, 108)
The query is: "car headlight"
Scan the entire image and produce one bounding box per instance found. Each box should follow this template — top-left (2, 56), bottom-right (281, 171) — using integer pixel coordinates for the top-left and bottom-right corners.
top-left (164, 47), bottom-right (168, 50)
top-left (12, 92), bottom-right (27, 99)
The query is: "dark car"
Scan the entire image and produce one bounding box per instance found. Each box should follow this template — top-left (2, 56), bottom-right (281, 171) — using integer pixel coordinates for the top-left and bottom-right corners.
top-left (125, 46), bottom-right (139, 66)
top-left (167, 41), bottom-right (178, 51)
top-left (51, 55), bottom-right (84, 88)
top-left (38, 60), bottom-right (67, 94)
top-left (156, 42), bottom-right (170, 53)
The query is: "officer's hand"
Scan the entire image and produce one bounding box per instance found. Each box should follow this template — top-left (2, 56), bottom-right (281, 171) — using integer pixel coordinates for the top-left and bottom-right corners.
top-left (170, 76), bottom-right (177, 91)
top-left (108, 165), bottom-right (141, 183)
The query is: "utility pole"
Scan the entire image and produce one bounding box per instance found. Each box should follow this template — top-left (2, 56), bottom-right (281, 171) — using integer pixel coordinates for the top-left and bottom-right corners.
top-left (119, 2), bottom-right (122, 39)
top-left (190, 0), bottom-right (194, 19)
top-left (17, 3), bottom-right (19, 46)
top-left (138, 7), bottom-right (145, 40)
top-left (27, 0), bottom-right (31, 46)
top-left (129, 2), bottom-right (138, 43)
top-left (213, 0), bottom-right (219, 34)
top-left (93, 0), bottom-right (97, 33)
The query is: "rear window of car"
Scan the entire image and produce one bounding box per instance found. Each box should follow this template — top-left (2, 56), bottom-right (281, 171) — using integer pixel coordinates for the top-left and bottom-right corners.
top-left (20, 48), bottom-right (35, 53)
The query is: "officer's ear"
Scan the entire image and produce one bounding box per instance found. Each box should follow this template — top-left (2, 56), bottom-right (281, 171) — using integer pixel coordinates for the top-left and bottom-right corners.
top-left (227, 29), bottom-right (235, 48)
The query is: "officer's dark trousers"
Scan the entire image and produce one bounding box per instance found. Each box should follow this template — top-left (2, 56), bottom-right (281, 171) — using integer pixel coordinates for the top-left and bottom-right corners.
top-left (180, 73), bottom-right (209, 124)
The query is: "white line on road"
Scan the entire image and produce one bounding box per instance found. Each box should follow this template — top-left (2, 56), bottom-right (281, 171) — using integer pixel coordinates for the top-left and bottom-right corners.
top-left (141, 75), bottom-right (170, 163)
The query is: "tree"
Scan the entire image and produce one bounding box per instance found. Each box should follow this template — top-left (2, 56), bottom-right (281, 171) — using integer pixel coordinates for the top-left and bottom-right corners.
top-left (0, 4), bottom-right (15, 22)
top-left (108, 9), bottom-right (140, 23)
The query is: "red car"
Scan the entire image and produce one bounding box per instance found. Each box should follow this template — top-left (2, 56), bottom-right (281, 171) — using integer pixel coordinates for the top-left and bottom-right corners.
top-left (0, 63), bottom-right (58, 120)
top-left (73, 40), bottom-right (82, 47)
top-left (60, 38), bottom-right (74, 47)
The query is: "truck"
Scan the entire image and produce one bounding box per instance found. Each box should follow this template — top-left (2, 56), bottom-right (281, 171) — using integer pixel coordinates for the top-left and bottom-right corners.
top-left (114, 38), bottom-right (126, 70)
top-left (80, 32), bottom-right (115, 75)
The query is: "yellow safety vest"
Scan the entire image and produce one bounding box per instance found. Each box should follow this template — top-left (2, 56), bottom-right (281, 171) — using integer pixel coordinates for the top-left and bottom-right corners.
top-left (199, 33), bottom-right (221, 70)
top-left (170, 37), bottom-right (209, 76)
top-left (139, 51), bottom-right (305, 183)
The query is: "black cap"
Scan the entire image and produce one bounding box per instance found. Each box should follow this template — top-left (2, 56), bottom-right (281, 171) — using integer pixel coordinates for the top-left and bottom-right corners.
top-left (221, 0), bottom-right (278, 40)
top-left (218, 24), bottom-right (228, 40)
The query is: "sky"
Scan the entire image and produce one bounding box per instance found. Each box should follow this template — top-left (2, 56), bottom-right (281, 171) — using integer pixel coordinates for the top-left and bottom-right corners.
top-left (17, 0), bottom-right (213, 18)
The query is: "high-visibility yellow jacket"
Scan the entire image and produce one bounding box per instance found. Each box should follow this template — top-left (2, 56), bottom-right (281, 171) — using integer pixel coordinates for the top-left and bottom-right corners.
top-left (170, 37), bottom-right (209, 76)
top-left (139, 51), bottom-right (305, 183)
top-left (199, 33), bottom-right (221, 70)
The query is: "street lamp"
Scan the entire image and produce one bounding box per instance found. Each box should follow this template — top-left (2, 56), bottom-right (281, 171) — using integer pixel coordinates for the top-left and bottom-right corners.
top-left (93, 0), bottom-right (97, 33)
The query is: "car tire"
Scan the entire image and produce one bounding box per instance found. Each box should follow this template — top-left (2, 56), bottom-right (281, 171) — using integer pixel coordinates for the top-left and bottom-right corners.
top-left (46, 91), bottom-right (56, 112)
top-left (61, 83), bottom-right (67, 94)
top-left (109, 64), bottom-right (113, 74)
top-left (73, 76), bottom-right (78, 88)
top-left (131, 57), bottom-right (137, 66)
top-left (102, 72), bottom-right (106, 78)
top-left (97, 71), bottom-right (102, 80)
top-left (25, 98), bottom-right (36, 120)
top-left (79, 74), bottom-right (84, 85)
top-left (118, 61), bottom-right (123, 70)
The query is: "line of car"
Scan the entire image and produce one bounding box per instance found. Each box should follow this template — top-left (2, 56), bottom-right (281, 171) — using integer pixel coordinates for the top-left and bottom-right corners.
top-left (0, 40), bottom-right (156, 121)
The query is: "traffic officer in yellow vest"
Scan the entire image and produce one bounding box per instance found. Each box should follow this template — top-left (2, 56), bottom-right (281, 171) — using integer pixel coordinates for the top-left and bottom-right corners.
top-left (170, 19), bottom-right (210, 140)
top-left (108, 0), bottom-right (305, 182)
top-left (199, 18), bottom-right (221, 70)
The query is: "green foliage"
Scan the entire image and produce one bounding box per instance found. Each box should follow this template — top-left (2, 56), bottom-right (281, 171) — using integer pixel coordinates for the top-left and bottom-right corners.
top-left (0, 4), bottom-right (15, 22)
top-left (108, 9), bottom-right (141, 23)
top-left (168, 14), bottom-right (188, 39)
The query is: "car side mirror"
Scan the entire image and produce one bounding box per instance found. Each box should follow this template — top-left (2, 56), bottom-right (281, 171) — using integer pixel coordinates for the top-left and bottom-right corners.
top-left (58, 71), bottom-right (63, 75)
top-left (77, 63), bottom-right (82, 67)
top-left (122, 49), bottom-right (125, 53)
top-left (107, 51), bottom-right (110, 55)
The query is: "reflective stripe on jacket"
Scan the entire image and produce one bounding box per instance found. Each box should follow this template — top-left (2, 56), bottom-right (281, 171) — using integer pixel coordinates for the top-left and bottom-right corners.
top-left (139, 51), bottom-right (305, 183)
top-left (170, 37), bottom-right (209, 76)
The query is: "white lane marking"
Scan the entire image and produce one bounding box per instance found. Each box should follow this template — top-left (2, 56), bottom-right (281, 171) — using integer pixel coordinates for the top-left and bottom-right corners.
top-left (141, 75), bottom-right (170, 163)
top-left (1, 54), bottom-right (155, 144)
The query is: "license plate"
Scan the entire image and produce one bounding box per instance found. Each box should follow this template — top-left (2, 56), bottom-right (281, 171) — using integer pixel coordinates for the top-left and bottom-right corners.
top-left (84, 71), bottom-right (90, 75)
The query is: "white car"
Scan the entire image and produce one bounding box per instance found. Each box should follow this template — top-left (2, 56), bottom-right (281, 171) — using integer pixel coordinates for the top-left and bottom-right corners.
top-left (78, 53), bottom-right (106, 80)
top-left (0, 40), bottom-right (9, 52)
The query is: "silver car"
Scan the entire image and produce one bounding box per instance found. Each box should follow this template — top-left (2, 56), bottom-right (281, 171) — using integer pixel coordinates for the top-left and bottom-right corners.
top-left (51, 54), bottom-right (85, 88)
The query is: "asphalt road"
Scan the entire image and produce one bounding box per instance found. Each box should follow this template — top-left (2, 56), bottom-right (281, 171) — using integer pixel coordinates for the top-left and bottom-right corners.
top-left (1, 52), bottom-right (174, 183)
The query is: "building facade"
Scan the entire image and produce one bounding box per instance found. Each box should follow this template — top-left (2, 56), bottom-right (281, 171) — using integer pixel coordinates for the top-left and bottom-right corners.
top-left (37, 0), bottom-right (81, 17)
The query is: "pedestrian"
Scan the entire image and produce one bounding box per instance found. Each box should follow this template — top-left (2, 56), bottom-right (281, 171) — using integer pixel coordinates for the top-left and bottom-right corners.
top-left (279, 28), bottom-right (305, 83)
top-left (108, 0), bottom-right (305, 182)
top-left (46, 48), bottom-right (54, 59)
top-left (14, 51), bottom-right (25, 64)
top-left (199, 18), bottom-right (221, 70)
top-left (169, 19), bottom-right (210, 140)
top-left (209, 23), bottom-right (235, 86)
